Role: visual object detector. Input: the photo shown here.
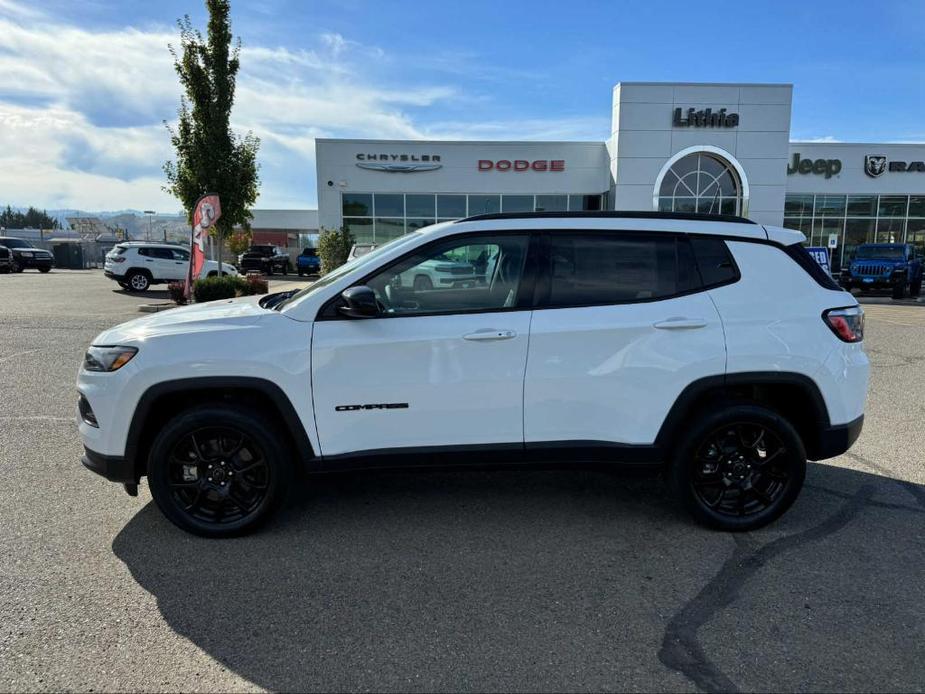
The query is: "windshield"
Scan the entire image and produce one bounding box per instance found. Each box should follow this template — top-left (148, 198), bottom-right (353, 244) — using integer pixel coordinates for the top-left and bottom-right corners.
top-left (276, 232), bottom-right (423, 311)
top-left (855, 246), bottom-right (905, 260)
top-left (0, 238), bottom-right (29, 249)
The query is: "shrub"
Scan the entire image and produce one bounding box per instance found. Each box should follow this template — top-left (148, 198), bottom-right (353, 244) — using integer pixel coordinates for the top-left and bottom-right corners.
top-left (191, 273), bottom-right (269, 302)
top-left (193, 275), bottom-right (245, 302)
top-left (167, 281), bottom-right (188, 305)
top-left (317, 226), bottom-right (354, 275)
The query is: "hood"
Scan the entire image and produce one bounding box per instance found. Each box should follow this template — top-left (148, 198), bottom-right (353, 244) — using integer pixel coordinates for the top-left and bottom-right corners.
top-left (92, 295), bottom-right (270, 344)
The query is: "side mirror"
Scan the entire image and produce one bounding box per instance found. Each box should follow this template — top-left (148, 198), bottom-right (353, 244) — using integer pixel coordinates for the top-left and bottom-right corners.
top-left (338, 285), bottom-right (380, 318)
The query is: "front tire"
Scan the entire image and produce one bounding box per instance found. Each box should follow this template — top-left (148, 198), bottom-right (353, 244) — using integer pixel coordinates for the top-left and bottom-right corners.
top-left (147, 404), bottom-right (293, 537)
top-left (38, 266), bottom-right (51, 273)
top-left (668, 403), bottom-right (806, 531)
top-left (910, 279), bottom-right (922, 298)
top-left (413, 274), bottom-right (433, 292)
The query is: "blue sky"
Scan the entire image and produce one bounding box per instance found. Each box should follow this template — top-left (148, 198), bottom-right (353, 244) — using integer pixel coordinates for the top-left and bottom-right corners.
top-left (0, 0), bottom-right (922, 212)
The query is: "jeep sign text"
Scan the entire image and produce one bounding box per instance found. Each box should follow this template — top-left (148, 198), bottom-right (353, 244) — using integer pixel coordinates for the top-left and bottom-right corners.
top-left (478, 159), bottom-right (566, 172)
top-left (672, 107), bottom-right (739, 128)
top-left (788, 153), bottom-right (842, 179)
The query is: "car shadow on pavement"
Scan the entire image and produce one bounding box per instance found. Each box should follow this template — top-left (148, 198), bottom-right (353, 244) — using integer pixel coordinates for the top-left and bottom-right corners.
top-left (112, 461), bottom-right (925, 693)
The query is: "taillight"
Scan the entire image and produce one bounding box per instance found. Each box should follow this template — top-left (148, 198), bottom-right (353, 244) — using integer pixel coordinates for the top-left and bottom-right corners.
top-left (112, 257), bottom-right (126, 263)
top-left (823, 306), bottom-right (864, 343)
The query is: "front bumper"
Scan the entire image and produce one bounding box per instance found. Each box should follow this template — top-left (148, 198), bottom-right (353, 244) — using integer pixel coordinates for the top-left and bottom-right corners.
top-left (841, 275), bottom-right (903, 290)
top-left (82, 446), bottom-right (137, 484)
top-left (811, 415), bottom-right (864, 461)
top-left (15, 255), bottom-right (53, 269)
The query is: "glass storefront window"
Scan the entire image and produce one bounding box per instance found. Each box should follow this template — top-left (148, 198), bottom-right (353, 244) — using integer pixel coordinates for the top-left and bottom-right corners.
top-left (535, 195), bottom-right (567, 211)
top-left (437, 195), bottom-right (467, 218)
top-left (468, 195), bottom-right (500, 215)
top-left (375, 218), bottom-right (405, 242)
top-left (876, 216), bottom-right (905, 243)
top-left (908, 219), bottom-right (925, 254)
top-left (406, 218), bottom-right (435, 231)
top-left (405, 194), bottom-right (436, 217)
top-left (908, 196), bottom-right (925, 218)
top-left (342, 193), bottom-right (372, 217)
top-left (814, 195), bottom-right (846, 217)
top-left (569, 194), bottom-right (602, 211)
top-left (878, 196), bottom-right (908, 218)
top-left (501, 195), bottom-right (534, 213)
top-left (784, 194), bottom-right (814, 216)
top-left (343, 217), bottom-right (373, 245)
top-left (846, 195), bottom-right (877, 217)
top-left (844, 219), bottom-right (875, 264)
top-left (374, 194), bottom-right (404, 217)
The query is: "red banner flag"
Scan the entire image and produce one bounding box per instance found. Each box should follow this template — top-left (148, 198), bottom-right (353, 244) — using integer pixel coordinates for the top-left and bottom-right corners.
top-left (185, 194), bottom-right (222, 299)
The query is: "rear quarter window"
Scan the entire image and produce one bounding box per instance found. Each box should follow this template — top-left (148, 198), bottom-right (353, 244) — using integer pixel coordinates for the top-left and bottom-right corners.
top-left (783, 243), bottom-right (842, 291)
top-left (690, 236), bottom-right (739, 287)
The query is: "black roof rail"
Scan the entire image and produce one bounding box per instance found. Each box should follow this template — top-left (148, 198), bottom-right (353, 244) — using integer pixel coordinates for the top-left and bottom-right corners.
top-left (457, 210), bottom-right (756, 225)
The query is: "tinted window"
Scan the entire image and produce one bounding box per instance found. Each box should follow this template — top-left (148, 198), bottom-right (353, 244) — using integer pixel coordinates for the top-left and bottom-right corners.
top-left (171, 249), bottom-right (190, 261)
top-left (544, 233), bottom-right (698, 306)
top-left (783, 243), bottom-right (841, 290)
top-left (365, 235), bottom-right (529, 315)
top-left (690, 236), bottom-right (738, 287)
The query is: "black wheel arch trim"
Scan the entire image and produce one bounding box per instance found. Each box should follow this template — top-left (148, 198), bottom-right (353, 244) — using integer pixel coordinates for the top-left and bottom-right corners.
top-left (124, 377), bottom-right (315, 479)
top-left (655, 371), bottom-right (834, 458)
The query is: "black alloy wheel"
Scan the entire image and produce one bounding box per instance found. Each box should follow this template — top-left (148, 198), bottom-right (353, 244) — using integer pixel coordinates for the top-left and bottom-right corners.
top-left (147, 405), bottom-right (292, 537)
top-left (669, 404), bottom-right (806, 531)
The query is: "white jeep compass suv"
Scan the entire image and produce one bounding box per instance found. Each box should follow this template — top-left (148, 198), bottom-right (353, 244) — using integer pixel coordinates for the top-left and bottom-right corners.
top-left (78, 212), bottom-right (868, 537)
top-left (104, 242), bottom-right (238, 292)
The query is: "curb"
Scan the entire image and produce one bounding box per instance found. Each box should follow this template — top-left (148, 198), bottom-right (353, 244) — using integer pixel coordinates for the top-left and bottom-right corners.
top-left (138, 303), bottom-right (177, 313)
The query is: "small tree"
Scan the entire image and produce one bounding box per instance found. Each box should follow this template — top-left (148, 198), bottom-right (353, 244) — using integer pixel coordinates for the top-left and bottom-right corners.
top-left (163, 0), bottom-right (259, 269)
top-left (228, 230), bottom-right (251, 256)
top-left (317, 227), bottom-right (355, 274)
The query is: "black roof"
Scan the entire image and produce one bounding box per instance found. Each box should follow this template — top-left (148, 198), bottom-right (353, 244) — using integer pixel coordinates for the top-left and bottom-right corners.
top-left (457, 210), bottom-right (756, 225)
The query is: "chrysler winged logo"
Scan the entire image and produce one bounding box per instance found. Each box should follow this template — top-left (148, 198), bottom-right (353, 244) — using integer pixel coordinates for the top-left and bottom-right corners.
top-left (356, 153), bottom-right (442, 173)
top-left (356, 162), bottom-right (442, 173)
top-left (865, 155), bottom-right (887, 178)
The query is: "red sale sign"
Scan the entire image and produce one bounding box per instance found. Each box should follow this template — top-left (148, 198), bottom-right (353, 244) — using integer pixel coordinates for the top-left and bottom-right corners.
top-left (185, 194), bottom-right (221, 299)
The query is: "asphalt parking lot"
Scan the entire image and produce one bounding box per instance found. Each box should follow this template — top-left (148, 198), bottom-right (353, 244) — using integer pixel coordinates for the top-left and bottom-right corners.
top-left (1, 269), bottom-right (924, 692)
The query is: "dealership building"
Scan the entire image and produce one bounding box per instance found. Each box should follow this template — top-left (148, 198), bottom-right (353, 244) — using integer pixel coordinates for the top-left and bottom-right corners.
top-left (316, 82), bottom-right (925, 272)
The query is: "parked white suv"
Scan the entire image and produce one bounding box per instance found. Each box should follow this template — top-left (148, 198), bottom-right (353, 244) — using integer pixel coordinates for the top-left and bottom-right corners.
top-left (78, 212), bottom-right (868, 537)
top-left (104, 242), bottom-right (238, 292)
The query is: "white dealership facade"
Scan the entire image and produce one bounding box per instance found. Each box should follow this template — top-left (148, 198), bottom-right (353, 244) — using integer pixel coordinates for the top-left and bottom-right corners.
top-left (316, 81), bottom-right (925, 272)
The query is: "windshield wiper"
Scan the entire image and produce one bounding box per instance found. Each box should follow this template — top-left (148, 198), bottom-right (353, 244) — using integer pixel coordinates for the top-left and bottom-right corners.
top-left (259, 289), bottom-right (298, 310)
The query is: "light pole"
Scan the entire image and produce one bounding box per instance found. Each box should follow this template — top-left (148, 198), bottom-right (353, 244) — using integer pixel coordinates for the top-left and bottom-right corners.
top-left (143, 210), bottom-right (155, 242)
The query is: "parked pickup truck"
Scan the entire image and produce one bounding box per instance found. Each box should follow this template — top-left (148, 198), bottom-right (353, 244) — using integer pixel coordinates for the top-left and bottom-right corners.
top-left (296, 248), bottom-right (321, 276)
top-left (238, 245), bottom-right (290, 275)
top-left (840, 243), bottom-right (922, 299)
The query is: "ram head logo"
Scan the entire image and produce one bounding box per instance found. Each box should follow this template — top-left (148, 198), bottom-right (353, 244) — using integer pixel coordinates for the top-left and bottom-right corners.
top-left (864, 155), bottom-right (887, 178)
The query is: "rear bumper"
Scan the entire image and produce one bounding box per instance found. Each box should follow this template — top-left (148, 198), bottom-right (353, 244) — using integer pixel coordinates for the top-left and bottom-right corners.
top-left (82, 446), bottom-right (137, 484)
top-left (811, 415), bottom-right (864, 461)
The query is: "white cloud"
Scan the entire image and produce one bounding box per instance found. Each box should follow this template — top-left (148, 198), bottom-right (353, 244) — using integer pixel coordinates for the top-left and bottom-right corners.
top-left (0, 4), bottom-right (605, 211)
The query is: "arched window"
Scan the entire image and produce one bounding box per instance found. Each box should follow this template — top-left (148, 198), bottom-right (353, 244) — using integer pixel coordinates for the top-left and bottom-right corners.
top-left (657, 152), bottom-right (742, 215)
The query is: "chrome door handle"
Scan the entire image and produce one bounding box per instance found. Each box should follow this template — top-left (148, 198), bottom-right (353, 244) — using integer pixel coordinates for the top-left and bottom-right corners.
top-left (653, 318), bottom-right (707, 330)
top-left (463, 329), bottom-right (517, 341)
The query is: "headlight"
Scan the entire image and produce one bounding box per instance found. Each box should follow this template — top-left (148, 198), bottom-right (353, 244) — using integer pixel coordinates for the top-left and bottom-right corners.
top-left (20, 251), bottom-right (33, 257)
top-left (83, 345), bottom-right (137, 372)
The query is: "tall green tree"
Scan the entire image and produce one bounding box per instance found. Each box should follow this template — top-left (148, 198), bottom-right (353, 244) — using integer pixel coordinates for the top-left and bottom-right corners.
top-left (163, 0), bottom-right (259, 270)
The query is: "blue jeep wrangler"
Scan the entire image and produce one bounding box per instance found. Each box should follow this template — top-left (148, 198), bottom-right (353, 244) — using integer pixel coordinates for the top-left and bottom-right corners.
top-left (296, 247), bottom-right (321, 277)
top-left (840, 243), bottom-right (922, 299)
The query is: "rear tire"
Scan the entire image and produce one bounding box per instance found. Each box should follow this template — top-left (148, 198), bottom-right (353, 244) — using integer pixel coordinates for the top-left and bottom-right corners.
top-left (413, 275), bottom-right (433, 292)
top-left (147, 404), bottom-right (294, 538)
top-left (910, 279), bottom-right (922, 298)
top-left (668, 402), bottom-right (806, 531)
top-left (126, 270), bottom-right (150, 292)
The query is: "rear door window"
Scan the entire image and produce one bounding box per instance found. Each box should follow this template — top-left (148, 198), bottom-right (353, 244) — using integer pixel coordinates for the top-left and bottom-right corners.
top-left (540, 232), bottom-right (699, 307)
